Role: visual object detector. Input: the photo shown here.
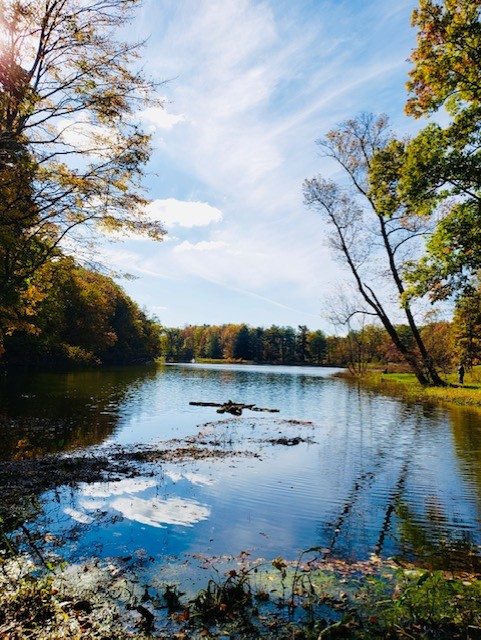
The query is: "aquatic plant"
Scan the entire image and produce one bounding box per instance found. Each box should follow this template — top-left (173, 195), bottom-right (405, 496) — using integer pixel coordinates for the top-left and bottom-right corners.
top-left (190, 566), bottom-right (254, 622)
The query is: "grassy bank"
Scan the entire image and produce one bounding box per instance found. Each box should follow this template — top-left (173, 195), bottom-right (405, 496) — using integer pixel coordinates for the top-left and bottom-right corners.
top-left (352, 368), bottom-right (481, 410)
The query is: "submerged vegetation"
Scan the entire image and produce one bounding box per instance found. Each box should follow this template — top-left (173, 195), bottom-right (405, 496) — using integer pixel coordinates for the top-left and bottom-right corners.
top-left (2, 540), bottom-right (481, 638)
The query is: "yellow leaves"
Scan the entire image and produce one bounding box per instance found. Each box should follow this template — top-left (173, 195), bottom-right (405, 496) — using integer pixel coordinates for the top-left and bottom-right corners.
top-left (407, 0), bottom-right (481, 116)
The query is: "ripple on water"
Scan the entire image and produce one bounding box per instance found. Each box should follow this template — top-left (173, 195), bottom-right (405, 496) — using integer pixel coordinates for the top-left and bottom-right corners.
top-left (2, 364), bottom-right (481, 575)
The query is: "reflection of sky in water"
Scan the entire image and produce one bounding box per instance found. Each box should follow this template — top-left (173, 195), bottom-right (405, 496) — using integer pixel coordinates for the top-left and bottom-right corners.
top-left (13, 364), bottom-right (481, 579)
top-left (102, 496), bottom-right (209, 528)
top-left (64, 476), bottom-right (211, 529)
top-left (104, 364), bottom-right (345, 445)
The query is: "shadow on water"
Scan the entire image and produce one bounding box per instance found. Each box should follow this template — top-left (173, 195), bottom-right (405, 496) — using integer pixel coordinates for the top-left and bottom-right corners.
top-left (0, 364), bottom-right (158, 459)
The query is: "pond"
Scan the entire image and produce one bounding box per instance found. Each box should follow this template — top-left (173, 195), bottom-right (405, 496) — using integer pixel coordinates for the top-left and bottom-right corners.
top-left (1, 363), bottom-right (481, 590)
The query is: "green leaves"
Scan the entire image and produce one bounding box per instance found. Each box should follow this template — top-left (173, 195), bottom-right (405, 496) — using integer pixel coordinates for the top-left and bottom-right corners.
top-left (400, 1), bottom-right (481, 302)
top-left (406, 0), bottom-right (481, 117)
top-left (0, 0), bottom-right (167, 347)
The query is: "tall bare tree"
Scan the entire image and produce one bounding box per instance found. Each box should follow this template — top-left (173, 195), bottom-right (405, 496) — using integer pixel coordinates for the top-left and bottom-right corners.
top-left (304, 113), bottom-right (443, 385)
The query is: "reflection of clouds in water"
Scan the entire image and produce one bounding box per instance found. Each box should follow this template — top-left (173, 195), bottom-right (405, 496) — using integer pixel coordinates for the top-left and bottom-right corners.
top-left (65, 476), bottom-right (211, 529)
top-left (78, 498), bottom-right (104, 511)
top-left (110, 496), bottom-right (210, 528)
top-left (80, 477), bottom-right (157, 498)
top-left (165, 470), bottom-right (215, 486)
top-left (63, 507), bottom-right (95, 525)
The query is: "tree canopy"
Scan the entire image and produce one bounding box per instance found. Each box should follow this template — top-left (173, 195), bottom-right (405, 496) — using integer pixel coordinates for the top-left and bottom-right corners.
top-left (3, 257), bottom-right (162, 365)
top-left (400, 0), bottom-right (481, 301)
top-left (0, 0), bottom-right (165, 349)
top-left (406, 0), bottom-right (481, 118)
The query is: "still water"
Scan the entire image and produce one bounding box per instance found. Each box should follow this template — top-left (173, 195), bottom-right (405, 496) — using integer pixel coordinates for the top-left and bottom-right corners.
top-left (1, 363), bottom-right (481, 582)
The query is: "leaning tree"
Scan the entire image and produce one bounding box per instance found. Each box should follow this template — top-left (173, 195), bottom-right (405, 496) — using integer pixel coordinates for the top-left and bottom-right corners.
top-left (304, 113), bottom-right (444, 385)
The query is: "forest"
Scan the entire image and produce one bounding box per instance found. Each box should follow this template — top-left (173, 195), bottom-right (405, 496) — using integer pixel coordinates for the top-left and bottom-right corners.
top-left (3, 3), bottom-right (481, 639)
top-left (2, 257), bottom-right (162, 365)
top-left (159, 307), bottom-right (477, 375)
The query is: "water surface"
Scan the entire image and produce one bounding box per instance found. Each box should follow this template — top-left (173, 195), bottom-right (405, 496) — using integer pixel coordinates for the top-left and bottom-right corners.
top-left (1, 363), bottom-right (481, 582)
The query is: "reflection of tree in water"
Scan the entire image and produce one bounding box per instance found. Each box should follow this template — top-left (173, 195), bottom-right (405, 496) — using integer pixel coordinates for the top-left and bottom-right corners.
top-left (395, 500), bottom-right (481, 572)
top-left (0, 365), bottom-right (158, 458)
top-left (320, 397), bottom-right (481, 570)
top-left (450, 406), bottom-right (481, 503)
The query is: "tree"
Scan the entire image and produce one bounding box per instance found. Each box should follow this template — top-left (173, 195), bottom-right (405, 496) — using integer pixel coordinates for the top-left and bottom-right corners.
top-left (3, 257), bottom-right (161, 364)
top-left (262, 325), bottom-right (283, 363)
top-left (206, 327), bottom-right (223, 360)
top-left (420, 319), bottom-right (454, 374)
top-left (307, 329), bottom-right (326, 364)
top-left (325, 335), bottom-right (350, 367)
top-left (160, 327), bottom-right (184, 362)
top-left (296, 325), bottom-right (309, 363)
top-left (0, 0), bottom-right (165, 344)
top-left (304, 114), bottom-right (443, 385)
top-left (406, 0), bottom-right (481, 118)
top-left (451, 288), bottom-right (481, 367)
top-left (180, 325), bottom-right (195, 361)
top-left (400, 0), bottom-right (481, 301)
top-left (233, 324), bottom-right (251, 360)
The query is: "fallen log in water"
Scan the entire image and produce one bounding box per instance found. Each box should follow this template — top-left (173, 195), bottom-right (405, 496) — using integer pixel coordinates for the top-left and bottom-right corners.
top-left (189, 400), bottom-right (280, 416)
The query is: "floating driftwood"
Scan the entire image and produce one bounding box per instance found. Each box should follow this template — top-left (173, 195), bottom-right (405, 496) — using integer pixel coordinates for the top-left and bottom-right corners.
top-left (189, 400), bottom-right (280, 416)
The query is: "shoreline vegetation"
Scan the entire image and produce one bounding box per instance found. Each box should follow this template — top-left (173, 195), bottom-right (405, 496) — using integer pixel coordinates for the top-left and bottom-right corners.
top-left (348, 368), bottom-right (481, 411)
top-left (2, 530), bottom-right (481, 639)
top-left (2, 550), bottom-right (481, 639)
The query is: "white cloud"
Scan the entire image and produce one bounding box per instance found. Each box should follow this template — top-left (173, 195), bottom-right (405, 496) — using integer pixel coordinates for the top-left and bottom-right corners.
top-left (110, 496), bottom-right (210, 528)
top-left (168, 217), bottom-right (330, 297)
top-left (80, 477), bottom-right (157, 498)
top-left (173, 240), bottom-right (228, 253)
top-left (140, 106), bottom-right (186, 131)
top-left (105, 0), bottom-right (421, 329)
top-left (146, 198), bottom-right (223, 228)
top-left (141, 0), bottom-right (416, 214)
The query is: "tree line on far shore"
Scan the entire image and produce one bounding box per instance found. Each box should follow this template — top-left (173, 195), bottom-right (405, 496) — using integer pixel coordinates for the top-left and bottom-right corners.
top-left (3, 293), bottom-right (480, 372)
top-left (159, 308), bottom-right (480, 375)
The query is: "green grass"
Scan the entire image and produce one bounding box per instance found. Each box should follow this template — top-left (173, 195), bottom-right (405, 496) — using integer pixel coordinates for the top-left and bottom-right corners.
top-left (360, 368), bottom-right (481, 410)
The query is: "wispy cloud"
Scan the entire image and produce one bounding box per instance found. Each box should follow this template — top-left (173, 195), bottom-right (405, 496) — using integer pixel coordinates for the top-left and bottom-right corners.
top-left (146, 198), bottom-right (223, 228)
top-left (173, 240), bottom-right (229, 253)
top-left (106, 0), bottom-right (420, 329)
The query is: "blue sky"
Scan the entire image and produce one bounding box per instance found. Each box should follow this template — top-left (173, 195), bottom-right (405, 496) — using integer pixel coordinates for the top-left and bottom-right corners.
top-left (101, 0), bottom-right (422, 331)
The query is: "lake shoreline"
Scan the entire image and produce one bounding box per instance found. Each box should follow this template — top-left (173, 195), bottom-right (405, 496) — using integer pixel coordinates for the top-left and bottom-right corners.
top-left (342, 370), bottom-right (481, 410)
top-left (3, 436), bottom-right (481, 639)
top-left (2, 363), bottom-right (481, 637)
